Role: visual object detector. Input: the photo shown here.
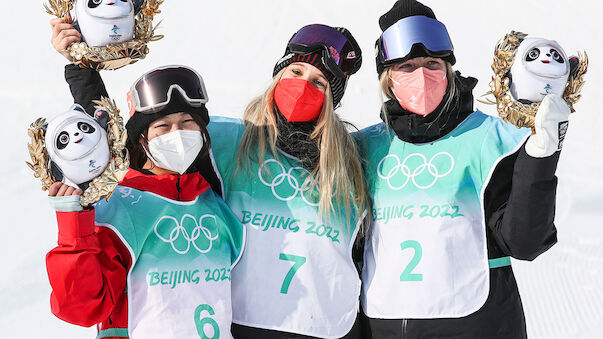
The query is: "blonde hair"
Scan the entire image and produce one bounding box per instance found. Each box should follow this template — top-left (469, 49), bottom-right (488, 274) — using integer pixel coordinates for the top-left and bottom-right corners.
top-left (237, 68), bottom-right (369, 229)
top-left (379, 62), bottom-right (458, 121)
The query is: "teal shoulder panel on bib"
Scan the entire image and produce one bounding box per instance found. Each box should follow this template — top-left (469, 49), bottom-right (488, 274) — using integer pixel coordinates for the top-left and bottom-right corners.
top-left (207, 116), bottom-right (245, 179)
top-left (478, 114), bottom-right (531, 184)
top-left (94, 191), bottom-right (139, 259)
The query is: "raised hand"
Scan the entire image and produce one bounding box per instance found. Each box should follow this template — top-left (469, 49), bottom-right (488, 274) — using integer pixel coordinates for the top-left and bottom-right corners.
top-left (50, 18), bottom-right (82, 62)
top-left (48, 182), bottom-right (83, 197)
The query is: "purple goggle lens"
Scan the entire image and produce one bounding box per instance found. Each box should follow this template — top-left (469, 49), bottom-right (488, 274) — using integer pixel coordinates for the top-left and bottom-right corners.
top-left (379, 16), bottom-right (453, 64)
top-left (288, 24), bottom-right (360, 77)
top-left (129, 65), bottom-right (208, 114)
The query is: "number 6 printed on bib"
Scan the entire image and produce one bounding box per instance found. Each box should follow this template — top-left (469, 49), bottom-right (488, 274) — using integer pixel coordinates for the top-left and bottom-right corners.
top-left (194, 304), bottom-right (220, 339)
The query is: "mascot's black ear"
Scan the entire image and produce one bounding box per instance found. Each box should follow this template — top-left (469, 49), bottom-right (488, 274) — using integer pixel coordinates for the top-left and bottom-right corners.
top-left (93, 108), bottom-right (110, 130)
top-left (569, 56), bottom-right (580, 77)
top-left (41, 122), bottom-right (48, 137)
top-left (72, 20), bottom-right (81, 33)
top-left (133, 0), bottom-right (144, 14)
top-left (79, 180), bottom-right (91, 191)
top-left (505, 71), bottom-right (513, 85)
top-left (71, 104), bottom-right (89, 116)
top-left (50, 160), bottom-right (64, 183)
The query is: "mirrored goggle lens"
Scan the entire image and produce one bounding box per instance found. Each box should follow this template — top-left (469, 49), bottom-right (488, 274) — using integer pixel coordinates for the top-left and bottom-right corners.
top-left (288, 24), bottom-right (359, 75)
top-left (380, 16), bottom-right (453, 63)
top-left (290, 24), bottom-right (348, 63)
top-left (132, 66), bottom-right (208, 112)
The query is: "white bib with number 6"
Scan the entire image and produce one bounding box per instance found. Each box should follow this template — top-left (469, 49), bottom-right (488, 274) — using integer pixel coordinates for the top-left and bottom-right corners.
top-left (94, 184), bottom-right (244, 338)
top-left (360, 112), bottom-right (530, 319)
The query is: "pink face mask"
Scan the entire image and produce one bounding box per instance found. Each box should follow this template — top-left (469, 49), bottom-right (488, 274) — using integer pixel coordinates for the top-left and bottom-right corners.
top-left (390, 67), bottom-right (448, 116)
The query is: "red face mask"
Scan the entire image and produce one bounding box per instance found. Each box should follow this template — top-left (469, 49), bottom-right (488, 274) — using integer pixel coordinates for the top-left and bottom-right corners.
top-left (390, 67), bottom-right (448, 116)
top-left (274, 78), bottom-right (325, 122)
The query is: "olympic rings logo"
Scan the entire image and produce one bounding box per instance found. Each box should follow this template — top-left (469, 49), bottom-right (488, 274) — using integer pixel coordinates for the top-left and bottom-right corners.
top-left (377, 152), bottom-right (455, 190)
top-left (154, 214), bottom-right (219, 255)
top-left (258, 159), bottom-right (319, 206)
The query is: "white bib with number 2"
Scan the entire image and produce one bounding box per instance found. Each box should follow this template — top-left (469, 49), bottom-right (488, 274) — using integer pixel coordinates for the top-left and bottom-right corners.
top-left (360, 112), bottom-right (529, 319)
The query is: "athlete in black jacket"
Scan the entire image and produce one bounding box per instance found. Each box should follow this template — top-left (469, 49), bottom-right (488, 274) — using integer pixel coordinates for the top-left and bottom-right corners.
top-left (358, 1), bottom-right (564, 338)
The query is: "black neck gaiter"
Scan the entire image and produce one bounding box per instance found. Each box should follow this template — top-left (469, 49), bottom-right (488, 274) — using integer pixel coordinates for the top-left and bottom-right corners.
top-left (274, 108), bottom-right (320, 169)
top-left (382, 72), bottom-right (478, 144)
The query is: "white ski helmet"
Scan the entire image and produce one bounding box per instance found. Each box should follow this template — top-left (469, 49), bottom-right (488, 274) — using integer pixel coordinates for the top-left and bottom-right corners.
top-left (74, 0), bottom-right (135, 47)
top-left (45, 105), bottom-right (110, 186)
top-left (509, 37), bottom-right (570, 103)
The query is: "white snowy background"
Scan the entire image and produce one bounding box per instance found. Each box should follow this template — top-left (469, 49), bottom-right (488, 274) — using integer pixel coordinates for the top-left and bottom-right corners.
top-left (1, 0), bottom-right (601, 338)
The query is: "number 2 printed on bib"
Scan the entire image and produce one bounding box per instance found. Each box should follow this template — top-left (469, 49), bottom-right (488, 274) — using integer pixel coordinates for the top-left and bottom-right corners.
top-left (400, 240), bottom-right (423, 282)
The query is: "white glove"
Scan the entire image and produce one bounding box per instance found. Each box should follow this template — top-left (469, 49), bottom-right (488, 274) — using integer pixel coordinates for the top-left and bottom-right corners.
top-left (525, 94), bottom-right (570, 158)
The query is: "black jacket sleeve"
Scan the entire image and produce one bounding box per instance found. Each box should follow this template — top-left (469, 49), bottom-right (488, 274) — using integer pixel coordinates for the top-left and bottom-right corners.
top-left (65, 64), bottom-right (109, 115)
top-left (484, 145), bottom-right (559, 261)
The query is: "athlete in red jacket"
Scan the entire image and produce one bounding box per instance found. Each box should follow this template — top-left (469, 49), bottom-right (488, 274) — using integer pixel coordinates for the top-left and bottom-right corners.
top-left (45, 66), bottom-right (244, 338)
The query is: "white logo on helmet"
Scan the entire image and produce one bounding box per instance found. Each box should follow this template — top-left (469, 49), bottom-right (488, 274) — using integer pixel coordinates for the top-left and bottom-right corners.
top-left (377, 152), bottom-right (454, 190)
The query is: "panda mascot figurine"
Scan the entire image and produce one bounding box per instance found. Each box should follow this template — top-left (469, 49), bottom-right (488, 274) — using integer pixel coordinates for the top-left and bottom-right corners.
top-left (73, 0), bottom-right (136, 47)
top-left (45, 104), bottom-right (111, 189)
top-left (509, 37), bottom-right (572, 104)
top-left (486, 30), bottom-right (587, 130)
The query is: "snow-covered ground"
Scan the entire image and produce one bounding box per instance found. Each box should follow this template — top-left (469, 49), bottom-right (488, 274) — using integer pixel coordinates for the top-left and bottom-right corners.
top-left (1, 1), bottom-right (601, 338)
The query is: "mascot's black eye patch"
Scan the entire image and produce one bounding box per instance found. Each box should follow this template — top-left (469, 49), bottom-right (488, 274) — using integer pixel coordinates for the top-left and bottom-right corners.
top-left (120, 0), bottom-right (128, 2)
top-left (88, 0), bottom-right (103, 8)
top-left (78, 122), bottom-right (95, 134)
top-left (550, 49), bottom-right (564, 63)
top-left (526, 48), bottom-right (540, 62)
top-left (57, 132), bottom-right (70, 150)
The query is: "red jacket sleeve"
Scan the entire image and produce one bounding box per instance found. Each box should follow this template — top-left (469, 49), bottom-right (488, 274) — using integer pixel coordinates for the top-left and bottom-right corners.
top-left (46, 208), bottom-right (132, 327)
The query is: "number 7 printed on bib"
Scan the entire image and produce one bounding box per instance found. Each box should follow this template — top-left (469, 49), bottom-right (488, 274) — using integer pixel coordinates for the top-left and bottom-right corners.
top-left (279, 253), bottom-right (307, 294)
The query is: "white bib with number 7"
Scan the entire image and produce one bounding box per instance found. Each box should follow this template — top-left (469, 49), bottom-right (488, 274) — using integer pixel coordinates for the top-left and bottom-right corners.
top-left (360, 112), bottom-right (530, 319)
top-left (207, 117), bottom-right (365, 338)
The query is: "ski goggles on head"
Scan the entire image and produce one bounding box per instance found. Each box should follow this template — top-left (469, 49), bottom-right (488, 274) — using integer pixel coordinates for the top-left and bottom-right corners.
top-left (127, 65), bottom-right (208, 115)
top-left (377, 16), bottom-right (453, 65)
top-left (287, 24), bottom-right (361, 78)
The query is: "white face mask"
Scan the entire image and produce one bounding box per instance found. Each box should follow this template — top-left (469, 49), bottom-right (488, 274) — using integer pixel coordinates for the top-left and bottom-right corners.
top-left (145, 130), bottom-right (204, 175)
